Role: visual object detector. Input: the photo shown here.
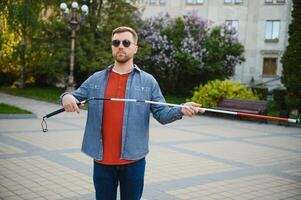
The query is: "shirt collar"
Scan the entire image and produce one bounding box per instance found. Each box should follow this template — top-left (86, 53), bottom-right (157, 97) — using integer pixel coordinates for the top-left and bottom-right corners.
top-left (106, 64), bottom-right (141, 73)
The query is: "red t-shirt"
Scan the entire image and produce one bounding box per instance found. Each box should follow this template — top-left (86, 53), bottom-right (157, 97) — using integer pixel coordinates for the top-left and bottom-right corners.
top-left (96, 70), bottom-right (136, 165)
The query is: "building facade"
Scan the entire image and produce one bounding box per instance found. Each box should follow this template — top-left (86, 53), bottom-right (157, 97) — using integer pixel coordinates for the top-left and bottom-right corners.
top-left (132, 0), bottom-right (292, 89)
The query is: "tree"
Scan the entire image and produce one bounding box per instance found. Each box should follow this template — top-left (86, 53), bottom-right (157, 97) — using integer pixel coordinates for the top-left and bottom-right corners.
top-left (281, 0), bottom-right (301, 112)
top-left (75, 0), bottom-right (143, 85)
top-left (140, 12), bottom-right (245, 95)
top-left (0, 1), bottom-right (21, 85)
top-left (0, 0), bottom-right (48, 88)
top-left (31, 0), bottom-right (145, 87)
top-left (202, 26), bottom-right (245, 82)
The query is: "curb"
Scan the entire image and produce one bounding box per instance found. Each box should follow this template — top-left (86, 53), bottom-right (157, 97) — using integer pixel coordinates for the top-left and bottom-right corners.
top-left (0, 114), bottom-right (37, 119)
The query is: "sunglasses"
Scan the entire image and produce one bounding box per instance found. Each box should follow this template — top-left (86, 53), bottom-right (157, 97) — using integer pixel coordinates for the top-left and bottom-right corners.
top-left (111, 39), bottom-right (134, 48)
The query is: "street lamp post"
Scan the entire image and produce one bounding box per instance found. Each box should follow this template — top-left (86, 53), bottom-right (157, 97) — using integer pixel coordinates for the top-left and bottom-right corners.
top-left (59, 2), bottom-right (88, 92)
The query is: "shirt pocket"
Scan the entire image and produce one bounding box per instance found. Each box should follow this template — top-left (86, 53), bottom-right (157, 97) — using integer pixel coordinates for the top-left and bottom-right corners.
top-left (87, 83), bottom-right (102, 98)
top-left (133, 86), bottom-right (151, 100)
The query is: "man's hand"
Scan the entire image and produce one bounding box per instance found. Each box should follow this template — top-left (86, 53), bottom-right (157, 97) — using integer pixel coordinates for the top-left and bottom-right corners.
top-left (62, 94), bottom-right (80, 113)
top-left (181, 102), bottom-right (205, 117)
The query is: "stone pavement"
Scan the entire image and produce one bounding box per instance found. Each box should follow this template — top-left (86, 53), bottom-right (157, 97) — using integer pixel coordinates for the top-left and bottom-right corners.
top-left (1, 92), bottom-right (301, 200)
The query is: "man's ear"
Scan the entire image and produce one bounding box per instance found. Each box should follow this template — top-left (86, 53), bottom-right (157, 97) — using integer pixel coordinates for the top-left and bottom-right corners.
top-left (134, 45), bottom-right (138, 54)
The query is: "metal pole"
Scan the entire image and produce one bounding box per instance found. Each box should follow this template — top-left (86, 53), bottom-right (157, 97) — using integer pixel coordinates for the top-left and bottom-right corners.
top-left (66, 29), bottom-right (76, 91)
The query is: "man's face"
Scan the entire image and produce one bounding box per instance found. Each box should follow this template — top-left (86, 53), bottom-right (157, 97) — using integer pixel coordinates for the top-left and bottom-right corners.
top-left (111, 31), bottom-right (138, 64)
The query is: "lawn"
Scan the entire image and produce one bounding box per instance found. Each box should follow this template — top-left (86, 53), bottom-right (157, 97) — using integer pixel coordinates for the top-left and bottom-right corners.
top-left (0, 103), bottom-right (32, 114)
top-left (0, 86), bottom-right (64, 104)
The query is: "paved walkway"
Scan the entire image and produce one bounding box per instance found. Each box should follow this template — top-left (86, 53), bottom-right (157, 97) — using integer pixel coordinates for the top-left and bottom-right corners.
top-left (0, 92), bottom-right (301, 200)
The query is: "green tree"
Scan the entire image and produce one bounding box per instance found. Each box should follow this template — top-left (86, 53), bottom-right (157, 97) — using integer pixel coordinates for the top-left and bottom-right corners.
top-left (0, 2), bottom-right (21, 85)
top-left (0, 0), bottom-right (55, 87)
top-left (140, 12), bottom-right (245, 95)
top-left (281, 0), bottom-right (301, 112)
top-left (75, 0), bottom-right (143, 85)
top-left (32, 0), bottom-right (145, 87)
top-left (202, 27), bottom-right (245, 82)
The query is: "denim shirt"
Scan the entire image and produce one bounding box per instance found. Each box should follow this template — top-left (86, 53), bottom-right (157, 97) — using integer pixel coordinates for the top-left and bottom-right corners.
top-left (61, 64), bottom-right (183, 161)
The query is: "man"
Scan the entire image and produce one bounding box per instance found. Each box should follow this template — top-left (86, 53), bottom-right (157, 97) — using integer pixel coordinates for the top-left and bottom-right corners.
top-left (61, 26), bottom-right (202, 200)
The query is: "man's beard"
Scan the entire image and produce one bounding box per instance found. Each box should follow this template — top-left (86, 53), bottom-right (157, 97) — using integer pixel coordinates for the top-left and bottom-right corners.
top-left (113, 52), bottom-right (132, 63)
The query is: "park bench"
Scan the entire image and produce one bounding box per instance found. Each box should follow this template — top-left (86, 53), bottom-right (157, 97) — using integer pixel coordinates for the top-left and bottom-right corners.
top-left (215, 98), bottom-right (268, 115)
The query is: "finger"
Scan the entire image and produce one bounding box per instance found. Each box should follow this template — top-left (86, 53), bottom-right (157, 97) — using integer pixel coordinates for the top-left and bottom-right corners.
top-left (183, 108), bottom-right (193, 117)
top-left (65, 104), bottom-right (73, 112)
top-left (198, 108), bottom-right (205, 113)
top-left (192, 102), bottom-right (202, 107)
top-left (184, 106), bottom-right (194, 114)
top-left (73, 103), bottom-right (80, 113)
top-left (191, 106), bottom-right (199, 114)
top-left (188, 105), bottom-right (199, 115)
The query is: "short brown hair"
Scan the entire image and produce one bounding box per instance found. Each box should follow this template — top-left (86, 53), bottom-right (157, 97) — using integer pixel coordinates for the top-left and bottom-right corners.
top-left (112, 26), bottom-right (138, 44)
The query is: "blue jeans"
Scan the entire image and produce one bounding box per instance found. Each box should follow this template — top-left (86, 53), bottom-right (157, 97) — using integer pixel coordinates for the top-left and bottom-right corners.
top-left (93, 158), bottom-right (146, 200)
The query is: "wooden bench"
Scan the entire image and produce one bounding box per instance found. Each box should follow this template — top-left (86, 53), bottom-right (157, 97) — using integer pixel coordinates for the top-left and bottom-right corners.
top-left (215, 98), bottom-right (268, 115)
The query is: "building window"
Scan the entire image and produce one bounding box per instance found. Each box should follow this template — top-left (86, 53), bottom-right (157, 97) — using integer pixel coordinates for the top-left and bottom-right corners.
top-left (149, 0), bottom-right (166, 5)
top-left (224, 0), bottom-right (243, 4)
top-left (263, 57), bottom-right (277, 76)
top-left (265, 20), bottom-right (280, 42)
top-left (159, 0), bottom-right (166, 4)
top-left (265, 0), bottom-right (285, 4)
top-left (186, 0), bottom-right (204, 4)
top-left (226, 20), bottom-right (239, 33)
top-left (264, 0), bottom-right (273, 3)
top-left (149, 0), bottom-right (157, 5)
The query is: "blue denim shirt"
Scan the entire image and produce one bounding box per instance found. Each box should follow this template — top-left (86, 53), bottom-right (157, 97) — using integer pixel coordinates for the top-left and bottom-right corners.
top-left (62, 65), bottom-right (183, 161)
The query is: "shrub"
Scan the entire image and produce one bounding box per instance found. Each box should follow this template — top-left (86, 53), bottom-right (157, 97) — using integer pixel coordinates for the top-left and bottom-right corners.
top-left (251, 87), bottom-right (268, 100)
top-left (140, 12), bottom-right (245, 95)
top-left (189, 80), bottom-right (258, 107)
top-left (273, 88), bottom-right (287, 109)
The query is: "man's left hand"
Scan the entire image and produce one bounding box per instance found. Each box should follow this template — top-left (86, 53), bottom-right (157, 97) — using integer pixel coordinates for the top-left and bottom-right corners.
top-left (181, 102), bottom-right (205, 117)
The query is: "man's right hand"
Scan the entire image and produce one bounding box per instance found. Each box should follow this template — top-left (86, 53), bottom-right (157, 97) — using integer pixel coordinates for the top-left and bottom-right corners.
top-left (62, 94), bottom-right (80, 113)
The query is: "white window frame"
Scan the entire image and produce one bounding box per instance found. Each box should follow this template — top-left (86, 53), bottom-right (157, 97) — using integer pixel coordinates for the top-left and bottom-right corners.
top-left (265, 0), bottom-right (286, 4)
top-left (159, 0), bottom-right (166, 5)
top-left (234, 0), bottom-right (243, 4)
top-left (224, 0), bottom-right (243, 5)
top-left (226, 20), bottom-right (239, 35)
top-left (149, 0), bottom-right (157, 5)
top-left (265, 0), bottom-right (273, 3)
top-left (196, 0), bottom-right (204, 3)
top-left (265, 20), bottom-right (280, 42)
top-left (186, 0), bottom-right (204, 4)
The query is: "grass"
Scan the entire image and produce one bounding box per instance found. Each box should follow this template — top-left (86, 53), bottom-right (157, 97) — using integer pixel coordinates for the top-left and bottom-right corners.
top-left (0, 86), bottom-right (64, 104)
top-left (0, 103), bottom-right (32, 114)
top-left (267, 100), bottom-right (280, 117)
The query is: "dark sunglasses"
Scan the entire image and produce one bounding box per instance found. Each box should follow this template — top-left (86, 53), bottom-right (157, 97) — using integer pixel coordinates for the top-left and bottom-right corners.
top-left (111, 39), bottom-right (134, 48)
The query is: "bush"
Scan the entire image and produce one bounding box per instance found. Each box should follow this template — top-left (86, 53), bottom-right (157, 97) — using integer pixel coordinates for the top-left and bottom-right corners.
top-left (0, 71), bottom-right (18, 85)
top-left (273, 88), bottom-right (287, 109)
top-left (140, 12), bottom-right (245, 95)
top-left (251, 87), bottom-right (268, 100)
top-left (189, 80), bottom-right (258, 107)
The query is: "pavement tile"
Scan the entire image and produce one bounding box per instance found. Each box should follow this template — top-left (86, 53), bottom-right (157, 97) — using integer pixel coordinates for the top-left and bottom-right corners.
top-left (145, 146), bottom-right (238, 184)
top-left (1, 93), bottom-right (301, 200)
top-left (176, 140), bottom-right (301, 167)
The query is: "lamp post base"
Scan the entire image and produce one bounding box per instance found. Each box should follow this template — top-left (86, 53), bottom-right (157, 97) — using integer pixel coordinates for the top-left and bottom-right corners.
top-left (65, 84), bottom-right (75, 92)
